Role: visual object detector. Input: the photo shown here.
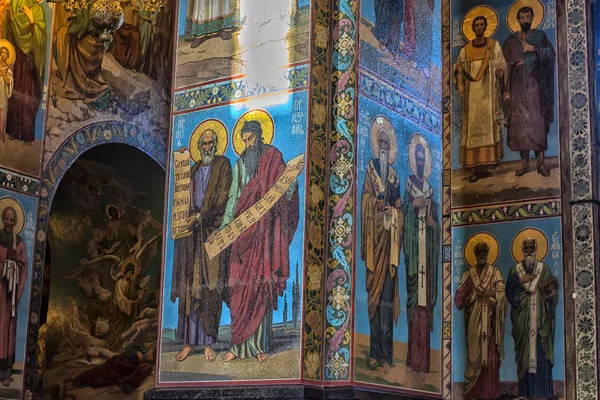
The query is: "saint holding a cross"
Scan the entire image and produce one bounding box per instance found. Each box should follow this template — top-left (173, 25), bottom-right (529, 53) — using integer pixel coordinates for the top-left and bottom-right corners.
top-left (455, 233), bottom-right (506, 399)
top-left (402, 133), bottom-right (440, 374)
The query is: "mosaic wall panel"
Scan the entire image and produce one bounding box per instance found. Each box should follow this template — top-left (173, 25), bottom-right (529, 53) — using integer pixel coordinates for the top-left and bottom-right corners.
top-left (0, 188), bottom-right (37, 400)
top-left (452, 218), bottom-right (565, 399)
top-left (0, 0), bottom-right (53, 177)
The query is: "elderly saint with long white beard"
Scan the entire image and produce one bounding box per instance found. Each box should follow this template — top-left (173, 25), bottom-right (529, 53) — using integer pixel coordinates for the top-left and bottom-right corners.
top-left (171, 129), bottom-right (232, 363)
top-left (506, 238), bottom-right (558, 399)
top-left (360, 127), bottom-right (403, 374)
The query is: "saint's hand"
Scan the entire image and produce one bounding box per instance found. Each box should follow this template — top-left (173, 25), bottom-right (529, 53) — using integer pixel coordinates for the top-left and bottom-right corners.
top-left (482, 289), bottom-right (495, 299)
top-left (495, 69), bottom-right (504, 79)
top-left (519, 274), bottom-right (537, 285)
top-left (457, 84), bottom-right (464, 96)
top-left (185, 215), bottom-right (198, 231)
top-left (503, 92), bottom-right (510, 102)
top-left (522, 43), bottom-right (535, 53)
top-left (384, 205), bottom-right (392, 216)
top-left (413, 197), bottom-right (427, 208)
top-left (426, 214), bottom-right (435, 227)
top-left (375, 199), bottom-right (385, 211)
top-left (516, 60), bottom-right (525, 66)
top-left (22, 5), bottom-right (34, 24)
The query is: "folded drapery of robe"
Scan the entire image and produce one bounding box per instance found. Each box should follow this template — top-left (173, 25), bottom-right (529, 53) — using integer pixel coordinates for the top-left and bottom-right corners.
top-left (2, 233), bottom-right (19, 317)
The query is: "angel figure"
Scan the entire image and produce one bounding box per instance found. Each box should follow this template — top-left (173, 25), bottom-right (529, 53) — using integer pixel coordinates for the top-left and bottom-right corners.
top-left (64, 233), bottom-right (161, 352)
top-left (0, 41), bottom-right (15, 143)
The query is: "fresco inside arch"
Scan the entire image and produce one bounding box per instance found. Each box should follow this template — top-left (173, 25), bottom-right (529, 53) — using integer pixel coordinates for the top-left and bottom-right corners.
top-left (450, 0), bottom-right (560, 208)
top-left (42, 144), bottom-right (165, 399)
top-left (451, 217), bottom-right (565, 399)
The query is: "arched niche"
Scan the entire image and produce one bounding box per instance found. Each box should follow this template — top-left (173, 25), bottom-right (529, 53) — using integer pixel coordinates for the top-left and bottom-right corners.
top-left (24, 122), bottom-right (167, 398)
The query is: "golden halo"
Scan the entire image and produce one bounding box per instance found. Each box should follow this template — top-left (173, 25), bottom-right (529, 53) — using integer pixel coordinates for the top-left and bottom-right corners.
top-left (189, 119), bottom-right (228, 163)
top-left (408, 133), bottom-right (432, 181)
top-left (0, 197), bottom-right (25, 235)
top-left (232, 109), bottom-right (275, 156)
top-left (370, 115), bottom-right (398, 164)
top-left (464, 232), bottom-right (499, 268)
top-left (507, 0), bottom-right (545, 33)
top-left (104, 204), bottom-right (121, 219)
top-left (462, 6), bottom-right (499, 42)
top-left (0, 40), bottom-right (16, 67)
top-left (112, 257), bottom-right (141, 280)
top-left (511, 227), bottom-right (548, 262)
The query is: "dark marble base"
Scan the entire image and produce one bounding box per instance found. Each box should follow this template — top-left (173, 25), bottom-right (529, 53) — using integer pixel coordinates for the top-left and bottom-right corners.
top-left (144, 385), bottom-right (434, 399)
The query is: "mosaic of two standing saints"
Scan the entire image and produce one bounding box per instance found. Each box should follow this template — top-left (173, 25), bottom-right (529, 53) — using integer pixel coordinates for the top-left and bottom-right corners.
top-left (456, 229), bottom-right (559, 400)
top-left (454, 0), bottom-right (555, 184)
top-left (361, 116), bottom-right (440, 375)
top-left (169, 110), bottom-right (304, 364)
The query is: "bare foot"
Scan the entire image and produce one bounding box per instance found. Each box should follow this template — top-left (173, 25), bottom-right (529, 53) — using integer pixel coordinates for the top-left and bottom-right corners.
top-left (222, 351), bottom-right (237, 362)
top-left (256, 353), bottom-right (269, 363)
top-left (367, 358), bottom-right (378, 370)
top-left (383, 362), bottom-right (391, 374)
top-left (1, 378), bottom-right (12, 387)
top-left (176, 344), bottom-right (195, 362)
top-left (204, 346), bottom-right (216, 362)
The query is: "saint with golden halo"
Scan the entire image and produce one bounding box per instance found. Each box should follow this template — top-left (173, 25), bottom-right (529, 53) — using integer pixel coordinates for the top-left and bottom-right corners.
top-left (0, 197), bottom-right (25, 235)
top-left (462, 5), bottom-right (499, 42)
top-left (456, 230), bottom-right (507, 399)
top-left (189, 119), bottom-right (229, 163)
top-left (408, 133), bottom-right (432, 181)
top-left (232, 109), bottom-right (274, 156)
top-left (0, 196), bottom-right (29, 386)
top-left (370, 115), bottom-right (398, 163)
top-left (506, 226), bottom-right (558, 398)
top-left (506, 0), bottom-right (545, 34)
top-left (0, 39), bottom-right (15, 143)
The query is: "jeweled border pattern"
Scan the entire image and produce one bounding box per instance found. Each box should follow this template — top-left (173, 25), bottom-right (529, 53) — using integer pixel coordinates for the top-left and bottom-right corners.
top-left (173, 65), bottom-right (310, 113)
top-left (22, 121), bottom-right (167, 398)
top-left (302, 0), bottom-right (330, 382)
top-left (567, 0), bottom-right (598, 398)
top-left (323, 0), bottom-right (357, 382)
top-left (0, 168), bottom-right (39, 197)
top-left (358, 70), bottom-right (442, 133)
top-left (451, 199), bottom-right (562, 226)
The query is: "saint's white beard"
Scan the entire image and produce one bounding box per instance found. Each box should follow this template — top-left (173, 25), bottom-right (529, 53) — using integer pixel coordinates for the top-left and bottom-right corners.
top-left (201, 149), bottom-right (216, 165)
top-left (524, 254), bottom-right (537, 270)
top-left (380, 150), bottom-right (388, 184)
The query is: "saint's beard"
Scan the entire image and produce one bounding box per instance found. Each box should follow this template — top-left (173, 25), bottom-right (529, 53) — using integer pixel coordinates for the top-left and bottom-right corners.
top-left (201, 148), bottom-right (216, 166)
top-left (520, 22), bottom-right (531, 32)
top-left (379, 149), bottom-right (388, 183)
top-left (523, 253), bottom-right (537, 270)
top-left (242, 141), bottom-right (265, 178)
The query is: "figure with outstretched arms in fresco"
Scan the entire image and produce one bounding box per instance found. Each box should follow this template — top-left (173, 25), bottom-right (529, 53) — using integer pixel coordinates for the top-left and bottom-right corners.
top-left (0, 202), bottom-right (28, 387)
top-left (454, 11), bottom-right (507, 183)
top-left (455, 234), bottom-right (506, 399)
top-left (360, 116), bottom-right (403, 374)
top-left (503, 5), bottom-right (555, 177)
top-left (506, 231), bottom-right (558, 399)
top-left (210, 113), bottom-right (303, 364)
top-left (171, 126), bottom-right (232, 363)
top-left (402, 134), bottom-right (440, 374)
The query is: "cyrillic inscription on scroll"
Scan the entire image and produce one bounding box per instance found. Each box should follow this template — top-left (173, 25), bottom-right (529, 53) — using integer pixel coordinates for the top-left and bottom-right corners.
top-left (204, 153), bottom-right (305, 259)
top-left (171, 149), bottom-right (192, 240)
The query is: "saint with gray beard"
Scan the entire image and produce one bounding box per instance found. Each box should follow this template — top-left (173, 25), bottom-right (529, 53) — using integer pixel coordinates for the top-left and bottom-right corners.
top-left (506, 236), bottom-right (559, 399)
top-left (171, 129), bottom-right (232, 363)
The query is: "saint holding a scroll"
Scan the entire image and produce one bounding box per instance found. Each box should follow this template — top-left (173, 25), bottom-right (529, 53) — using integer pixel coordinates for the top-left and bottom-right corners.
top-left (220, 111), bottom-right (303, 363)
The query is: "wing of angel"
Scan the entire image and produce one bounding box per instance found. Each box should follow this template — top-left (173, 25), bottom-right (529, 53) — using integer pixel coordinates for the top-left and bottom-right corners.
top-left (134, 233), bottom-right (162, 277)
top-left (64, 255), bottom-right (121, 279)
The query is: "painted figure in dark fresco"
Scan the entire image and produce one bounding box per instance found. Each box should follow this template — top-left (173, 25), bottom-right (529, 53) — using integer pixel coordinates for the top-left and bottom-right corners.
top-left (402, 136), bottom-right (440, 373)
top-left (360, 117), bottom-right (403, 374)
top-left (503, 6), bottom-right (555, 177)
top-left (171, 129), bottom-right (232, 363)
top-left (506, 237), bottom-right (558, 399)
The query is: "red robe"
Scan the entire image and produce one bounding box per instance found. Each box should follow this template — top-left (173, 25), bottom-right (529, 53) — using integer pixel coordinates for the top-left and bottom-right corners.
top-left (228, 146), bottom-right (299, 345)
top-left (0, 232), bottom-right (27, 379)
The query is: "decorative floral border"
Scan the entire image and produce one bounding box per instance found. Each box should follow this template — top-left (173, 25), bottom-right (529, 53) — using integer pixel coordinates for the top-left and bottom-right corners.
top-left (451, 199), bottom-right (562, 226)
top-left (358, 70), bottom-right (441, 133)
top-left (322, 0), bottom-right (357, 382)
top-left (0, 168), bottom-right (39, 197)
top-left (22, 121), bottom-right (167, 397)
top-left (302, 0), bottom-right (330, 382)
top-left (567, 0), bottom-right (598, 398)
top-left (173, 65), bottom-right (310, 113)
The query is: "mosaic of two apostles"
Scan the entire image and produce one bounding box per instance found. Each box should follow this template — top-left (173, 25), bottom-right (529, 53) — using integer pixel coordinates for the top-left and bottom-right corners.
top-left (167, 108), bottom-right (305, 366)
top-left (360, 115), bottom-right (440, 376)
